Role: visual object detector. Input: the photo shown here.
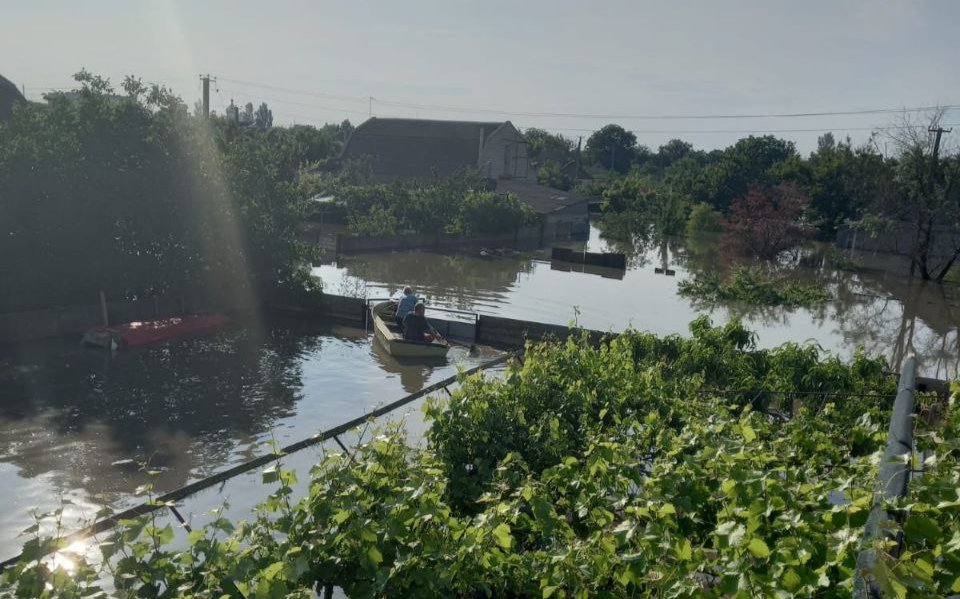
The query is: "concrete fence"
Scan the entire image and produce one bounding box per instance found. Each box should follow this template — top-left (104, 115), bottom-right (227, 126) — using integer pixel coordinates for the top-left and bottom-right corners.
top-left (475, 314), bottom-right (607, 348)
top-left (336, 225), bottom-right (545, 254)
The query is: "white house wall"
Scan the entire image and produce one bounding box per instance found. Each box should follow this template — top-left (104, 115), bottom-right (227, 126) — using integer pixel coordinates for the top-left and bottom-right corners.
top-left (479, 124), bottom-right (530, 180)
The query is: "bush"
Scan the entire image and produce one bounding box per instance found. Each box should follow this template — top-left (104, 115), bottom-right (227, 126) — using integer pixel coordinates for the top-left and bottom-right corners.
top-left (14, 320), bottom-right (960, 598)
top-left (452, 191), bottom-right (537, 236)
top-left (685, 202), bottom-right (724, 237)
top-left (678, 266), bottom-right (832, 308)
top-left (537, 162), bottom-right (572, 191)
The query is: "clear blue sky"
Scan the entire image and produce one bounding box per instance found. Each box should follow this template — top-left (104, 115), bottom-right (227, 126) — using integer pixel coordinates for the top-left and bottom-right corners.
top-left (3, 0), bottom-right (959, 153)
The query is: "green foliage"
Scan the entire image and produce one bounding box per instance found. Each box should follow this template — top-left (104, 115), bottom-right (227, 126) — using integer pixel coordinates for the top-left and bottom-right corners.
top-left (537, 162), bottom-right (572, 191)
top-left (600, 174), bottom-right (689, 237)
top-left (316, 170), bottom-right (536, 237)
top-left (13, 319), bottom-right (960, 597)
top-left (685, 202), bottom-right (724, 237)
top-left (678, 266), bottom-right (832, 308)
top-left (807, 135), bottom-right (892, 235)
top-left (884, 387), bottom-right (960, 597)
top-left (0, 71), bottom-right (324, 312)
top-left (586, 124), bottom-right (637, 174)
top-left (523, 128), bottom-right (574, 160)
top-left (452, 191), bottom-right (537, 236)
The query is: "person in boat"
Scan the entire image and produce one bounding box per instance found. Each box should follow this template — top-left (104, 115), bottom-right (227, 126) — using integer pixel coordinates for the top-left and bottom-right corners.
top-left (402, 303), bottom-right (435, 343)
top-left (396, 286), bottom-right (418, 326)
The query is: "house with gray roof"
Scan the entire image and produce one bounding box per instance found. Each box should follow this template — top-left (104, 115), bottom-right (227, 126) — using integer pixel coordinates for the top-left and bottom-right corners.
top-left (341, 117), bottom-right (530, 182)
top-left (340, 116), bottom-right (588, 239)
top-left (0, 74), bottom-right (26, 122)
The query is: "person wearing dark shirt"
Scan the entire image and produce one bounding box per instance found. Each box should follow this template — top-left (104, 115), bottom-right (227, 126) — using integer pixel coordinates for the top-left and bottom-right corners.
top-left (402, 303), bottom-right (435, 342)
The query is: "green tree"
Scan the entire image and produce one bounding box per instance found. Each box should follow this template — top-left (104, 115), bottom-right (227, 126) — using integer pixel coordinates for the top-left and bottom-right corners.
top-left (656, 138), bottom-right (694, 170)
top-left (808, 133), bottom-right (893, 235)
top-left (685, 202), bottom-right (724, 237)
top-left (523, 127), bottom-right (573, 160)
top-left (537, 162), bottom-right (572, 191)
top-left (868, 112), bottom-right (960, 281)
top-left (698, 135), bottom-right (799, 210)
top-left (0, 71), bottom-right (318, 312)
top-left (586, 124), bottom-right (636, 173)
top-left (453, 191), bottom-right (537, 235)
top-left (255, 101), bottom-right (273, 129)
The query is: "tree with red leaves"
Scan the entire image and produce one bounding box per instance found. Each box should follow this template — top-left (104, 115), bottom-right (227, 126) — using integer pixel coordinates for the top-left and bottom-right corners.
top-left (725, 183), bottom-right (810, 259)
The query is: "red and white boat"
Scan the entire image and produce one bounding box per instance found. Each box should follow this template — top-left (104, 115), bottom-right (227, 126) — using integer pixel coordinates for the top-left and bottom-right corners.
top-left (82, 314), bottom-right (228, 350)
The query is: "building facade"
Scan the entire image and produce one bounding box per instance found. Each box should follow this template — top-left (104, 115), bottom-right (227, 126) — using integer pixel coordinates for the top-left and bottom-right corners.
top-left (340, 117), bottom-right (529, 182)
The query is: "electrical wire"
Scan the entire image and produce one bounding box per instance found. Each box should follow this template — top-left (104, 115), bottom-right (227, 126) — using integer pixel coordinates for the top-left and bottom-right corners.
top-left (214, 76), bottom-right (957, 121)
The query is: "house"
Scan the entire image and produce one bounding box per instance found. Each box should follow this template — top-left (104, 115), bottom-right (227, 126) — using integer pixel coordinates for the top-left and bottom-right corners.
top-left (496, 179), bottom-right (590, 240)
top-left (340, 117), bottom-right (530, 182)
top-left (0, 74), bottom-right (26, 122)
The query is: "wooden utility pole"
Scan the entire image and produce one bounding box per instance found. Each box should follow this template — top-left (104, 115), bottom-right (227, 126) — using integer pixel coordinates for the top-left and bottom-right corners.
top-left (368, 96), bottom-right (374, 118)
top-left (929, 125), bottom-right (952, 160)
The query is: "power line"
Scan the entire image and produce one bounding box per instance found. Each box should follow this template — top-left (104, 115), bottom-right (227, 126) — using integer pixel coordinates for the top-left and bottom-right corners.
top-left (211, 77), bottom-right (959, 121)
top-left (217, 76), bottom-right (367, 104)
top-left (549, 122), bottom-right (960, 137)
top-left (217, 87), bottom-right (368, 116)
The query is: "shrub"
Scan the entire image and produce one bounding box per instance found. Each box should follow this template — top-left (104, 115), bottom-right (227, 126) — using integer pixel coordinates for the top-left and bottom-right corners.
top-left (685, 202), bottom-right (724, 237)
top-left (678, 266), bottom-right (831, 308)
top-left (537, 162), bottom-right (572, 191)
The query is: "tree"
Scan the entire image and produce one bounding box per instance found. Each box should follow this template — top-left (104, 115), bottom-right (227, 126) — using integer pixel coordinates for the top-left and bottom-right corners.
top-left (869, 111), bottom-right (960, 281)
top-left (698, 135), bottom-right (799, 210)
top-left (0, 71), bottom-right (319, 312)
top-left (255, 102), bottom-right (273, 129)
top-left (724, 183), bottom-right (810, 259)
top-left (586, 124), bottom-right (636, 174)
top-left (523, 128), bottom-right (574, 160)
top-left (656, 138), bottom-right (693, 170)
top-left (241, 102), bottom-right (254, 124)
top-left (537, 162), bottom-right (572, 191)
top-left (808, 134), bottom-right (893, 235)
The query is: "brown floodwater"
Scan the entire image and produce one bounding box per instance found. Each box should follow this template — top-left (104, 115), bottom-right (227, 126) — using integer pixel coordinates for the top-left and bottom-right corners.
top-left (314, 225), bottom-right (960, 380)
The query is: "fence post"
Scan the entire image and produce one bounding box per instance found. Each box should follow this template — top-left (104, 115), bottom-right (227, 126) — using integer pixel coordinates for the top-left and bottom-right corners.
top-left (853, 356), bottom-right (917, 598)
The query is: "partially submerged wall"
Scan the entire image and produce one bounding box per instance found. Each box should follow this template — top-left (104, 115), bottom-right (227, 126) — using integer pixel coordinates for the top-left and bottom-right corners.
top-left (336, 225), bottom-right (544, 254)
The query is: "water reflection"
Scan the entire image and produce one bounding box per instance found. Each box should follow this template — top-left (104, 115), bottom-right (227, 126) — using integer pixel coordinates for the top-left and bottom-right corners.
top-left (0, 315), bottom-right (500, 552)
top-left (315, 225), bottom-right (960, 378)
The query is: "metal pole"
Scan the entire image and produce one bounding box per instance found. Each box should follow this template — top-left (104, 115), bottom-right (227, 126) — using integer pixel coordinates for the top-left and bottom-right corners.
top-left (853, 356), bottom-right (917, 598)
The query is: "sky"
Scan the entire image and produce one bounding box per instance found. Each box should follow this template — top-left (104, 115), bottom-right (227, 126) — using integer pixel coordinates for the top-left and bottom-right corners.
top-left (3, 0), bottom-right (959, 153)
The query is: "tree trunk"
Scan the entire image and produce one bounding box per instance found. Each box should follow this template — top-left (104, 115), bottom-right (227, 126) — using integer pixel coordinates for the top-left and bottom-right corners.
top-left (933, 247), bottom-right (960, 283)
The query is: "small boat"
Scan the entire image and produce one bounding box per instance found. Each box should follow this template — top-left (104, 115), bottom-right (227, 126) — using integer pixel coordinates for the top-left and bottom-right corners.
top-left (82, 314), bottom-right (229, 350)
top-left (370, 301), bottom-right (450, 358)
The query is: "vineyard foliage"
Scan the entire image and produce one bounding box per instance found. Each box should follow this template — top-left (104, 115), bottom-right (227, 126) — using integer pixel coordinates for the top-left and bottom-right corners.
top-left (2, 318), bottom-right (959, 598)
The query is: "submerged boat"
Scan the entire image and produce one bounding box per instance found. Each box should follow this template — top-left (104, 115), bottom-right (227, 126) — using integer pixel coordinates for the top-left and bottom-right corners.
top-left (371, 301), bottom-right (450, 358)
top-left (82, 314), bottom-right (228, 350)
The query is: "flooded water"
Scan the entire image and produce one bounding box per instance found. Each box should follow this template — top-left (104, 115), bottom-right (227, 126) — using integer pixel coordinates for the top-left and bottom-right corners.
top-left (315, 224), bottom-right (960, 380)
top-left (1, 224), bottom-right (958, 561)
top-left (0, 315), bottom-right (504, 556)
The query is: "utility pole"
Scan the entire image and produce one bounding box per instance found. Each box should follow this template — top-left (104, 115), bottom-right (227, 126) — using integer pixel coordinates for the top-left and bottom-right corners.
top-left (200, 74), bottom-right (216, 119)
top-left (929, 125), bottom-right (952, 160)
top-left (368, 96), bottom-right (374, 118)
